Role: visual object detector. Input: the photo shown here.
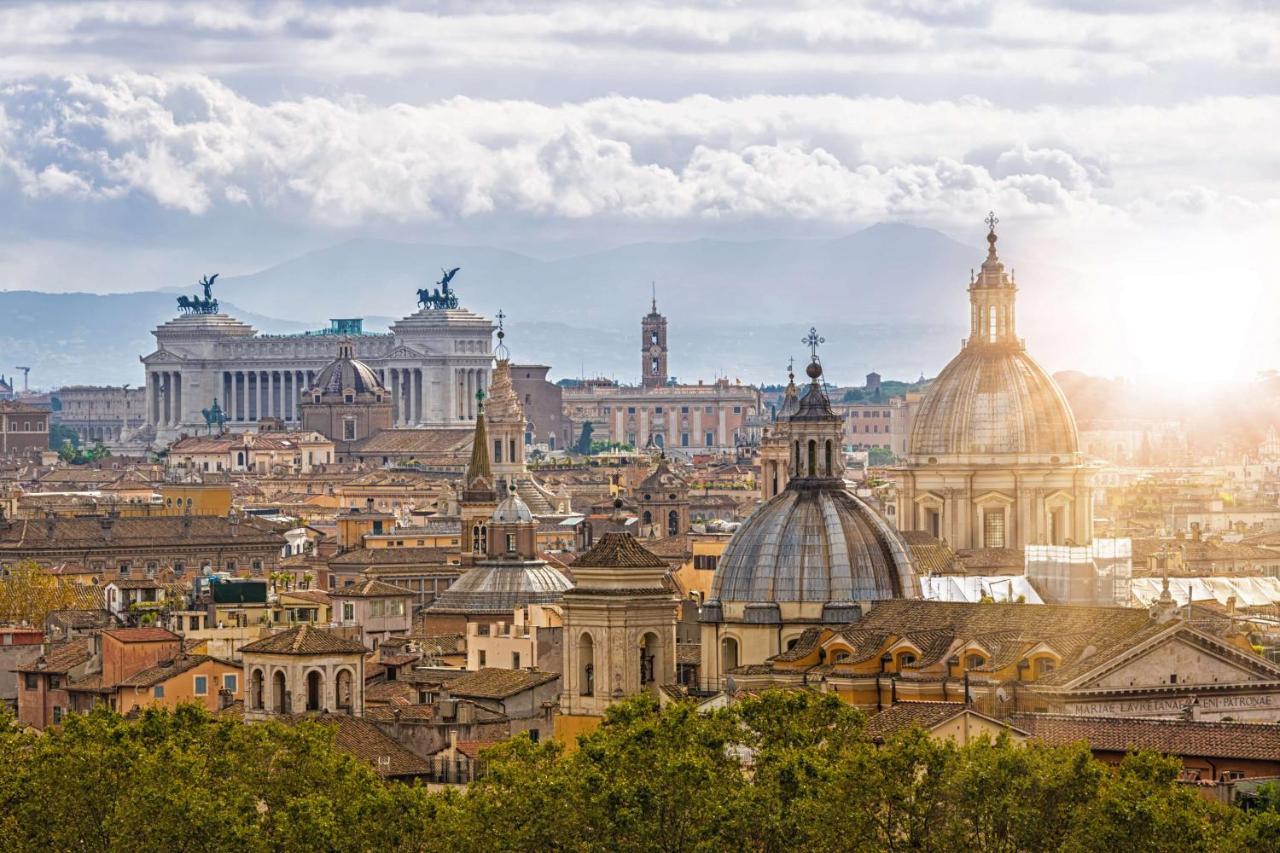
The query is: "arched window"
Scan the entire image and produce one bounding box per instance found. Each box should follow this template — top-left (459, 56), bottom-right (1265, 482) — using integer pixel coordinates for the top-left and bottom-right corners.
top-left (272, 670), bottom-right (288, 715)
top-left (989, 305), bottom-right (997, 343)
top-left (808, 440), bottom-right (817, 477)
top-left (640, 633), bottom-right (660, 686)
top-left (966, 654), bottom-right (986, 670)
top-left (793, 441), bottom-right (800, 472)
top-left (668, 510), bottom-right (679, 536)
top-left (824, 439), bottom-right (833, 476)
top-left (721, 637), bottom-right (739, 672)
top-left (579, 633), bottom-right (595, 696)
top-left (306, 670), bottom-right (324, 712)
top-left (250, 668), bottom-right (264, 710)
top-left (335, 669), bottom-right (354, 713)
top-left (897, 652), bottom-right (917, 669)
top-left (642, 510), bottom-right (652, 526)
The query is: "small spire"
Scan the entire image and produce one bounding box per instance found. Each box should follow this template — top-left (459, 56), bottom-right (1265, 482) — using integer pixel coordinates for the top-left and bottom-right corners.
top-left (984, 210), bottom-right (999, 261)
top-left (495, 309), bottom-right (509, 360)
top-left (787, 356), bottom-right (795, 384)
top-left (651, 282), bottom-right (657, 314)
top-left (801, 327), bottom-right (825, 382)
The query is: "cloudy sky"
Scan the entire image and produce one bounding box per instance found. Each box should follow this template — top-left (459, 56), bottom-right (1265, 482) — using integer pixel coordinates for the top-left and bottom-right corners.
top-left (0, 0), bottom-right (1276, 377)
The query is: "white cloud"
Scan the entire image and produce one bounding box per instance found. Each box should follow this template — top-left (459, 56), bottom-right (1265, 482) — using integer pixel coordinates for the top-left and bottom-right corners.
top-left (0, 74), bottom-right (1273, 235)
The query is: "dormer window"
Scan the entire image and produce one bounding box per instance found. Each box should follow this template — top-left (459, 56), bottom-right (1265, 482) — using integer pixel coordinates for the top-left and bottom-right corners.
top-left (344, 393), bottom-right (354, 404)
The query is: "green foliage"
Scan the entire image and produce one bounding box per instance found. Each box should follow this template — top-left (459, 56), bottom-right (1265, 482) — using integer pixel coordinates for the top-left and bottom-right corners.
top-left (573, 421), bottom-right (594, 454)
top-left (0, 694), bottom-right (1275, 852)
top-left (57, 440), bottom-right (111, 465)
top-left (868, 447), bottom-right (896, 466)
top-left (48, 423), bottom-right (79, 450)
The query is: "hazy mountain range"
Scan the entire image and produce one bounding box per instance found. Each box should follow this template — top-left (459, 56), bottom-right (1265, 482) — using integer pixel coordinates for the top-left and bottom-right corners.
top-left (2, 223), bottom-right (981, 389)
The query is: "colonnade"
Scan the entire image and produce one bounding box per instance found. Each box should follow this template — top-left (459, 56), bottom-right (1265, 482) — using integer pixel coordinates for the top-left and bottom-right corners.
top-left (147, 371), bottom-right (183, 428)
top-left (221, 370), bottom-right (315, 423)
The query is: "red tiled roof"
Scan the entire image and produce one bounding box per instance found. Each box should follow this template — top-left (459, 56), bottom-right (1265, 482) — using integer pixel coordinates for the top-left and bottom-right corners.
top-left (240, 624), bottom-right (368, 656)
top-left (1011, 714), bottom-right (1280, 761)
top-left (104, 627), bottom-right (181, 643)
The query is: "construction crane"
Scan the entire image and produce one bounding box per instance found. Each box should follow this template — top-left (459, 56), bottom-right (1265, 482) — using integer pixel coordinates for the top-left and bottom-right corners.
top-left (14, 367), bottom-right (30, 393)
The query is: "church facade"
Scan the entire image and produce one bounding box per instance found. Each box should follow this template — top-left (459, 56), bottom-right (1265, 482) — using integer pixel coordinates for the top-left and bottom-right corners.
top-left (137, 284), bottom-right (494, 446)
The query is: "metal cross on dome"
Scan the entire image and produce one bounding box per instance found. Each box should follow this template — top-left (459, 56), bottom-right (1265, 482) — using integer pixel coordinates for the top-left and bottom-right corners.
top-left (802, 327), bottom-right (824, 361)
top-left (985, 210), bottom-right (999, 232)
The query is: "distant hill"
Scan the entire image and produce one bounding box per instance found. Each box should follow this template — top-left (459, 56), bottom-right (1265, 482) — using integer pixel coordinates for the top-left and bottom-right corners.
top-left (211, 223), bottom-right (973, 328)
top-left (0, 291), bottom-right (309, 387)
top-left (3, 223), bottom-right (978, 388)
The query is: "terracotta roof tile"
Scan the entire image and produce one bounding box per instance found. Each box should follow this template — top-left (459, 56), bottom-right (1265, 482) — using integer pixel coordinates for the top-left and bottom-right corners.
top-left (572, 532), bottom-right (668, 569)
top-left (1011, 714), bottom-right (1280, 761)
top-left (18, 638), bottom-right (91, 674)
top-left (239, 625), bottom-right (367, 656)
top-left (104, 627), bottom-right (180, 643)
top-left (329, 578), bottom-right (413, 598)
top-left (287, 713), bottom-right (431, 778)
top-left (445, 667), bottom-right (558, 700)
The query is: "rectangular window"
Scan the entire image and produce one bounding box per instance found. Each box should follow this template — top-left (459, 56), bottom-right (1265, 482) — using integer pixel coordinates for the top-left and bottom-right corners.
top-left (494, 439), bottom-right (503, 463)
top-left (705, 432), bottom-right (714, 446)
top-left (681, 433), bottom-right (689, 447)
top-left (506, 533), bottom-right (517, 553)
top-left (512, 652), bottom-right (521, 669)
top-left (478, 650), bottom-right (487, 666)
top-left (153, 685), bottom-right (165, 699)
top-left (251, 559), bottom-right (263, 571)
top-left (118, 563), bottom-right (130, 576)
top-left (173, 562), bottom-right (185, 575)
top-left (342, 417), bottom-right (357, 441)
top-left (223, 674), bottom-right (238, 693)
top-left (52, 706), bottom-right (62, 724)
top-left (343, 602), bottom-right (355, 621)
top-left (193, 676), bottom-right (208, 696)
top-left (733, 406), bottom-right (741, 414)
top-left (370, 600), bottom-right (384, 617)
top-left (226, 560), bottom-right (237, 572)
top-left (48, 676), bottom-right (60, 690)
top-left (24, 673), bottom-right (37, 690)
top-left (627, 407), bottom-right (636, 415)
top-left (983, 509), bottom-right (1006, 550)
top-left (655, 407), bottom-right (663, 414)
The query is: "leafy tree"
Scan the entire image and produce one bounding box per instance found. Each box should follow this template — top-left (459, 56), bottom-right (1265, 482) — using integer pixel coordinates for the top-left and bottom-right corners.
top-left (48, 423), bottom-right (79, 451)
top-left (0, 560), bottom-right (87, 625)
top-left (868, 447), bottom-right (896, 466)
top-left (574, 421), bottom-right (594, 455)
top-left (1066, 751), bottom-right (1228, 853)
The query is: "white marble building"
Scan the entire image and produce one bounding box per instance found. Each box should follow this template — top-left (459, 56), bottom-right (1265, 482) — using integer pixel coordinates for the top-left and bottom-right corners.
top-left (138, 304), bottom-right (494, 446)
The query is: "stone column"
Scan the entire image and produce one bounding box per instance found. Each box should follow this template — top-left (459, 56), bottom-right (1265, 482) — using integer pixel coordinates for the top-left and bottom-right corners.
top-left (174, 372), bottom-right (182, 427)
top-left (387, 369), bottom-right (395, 425)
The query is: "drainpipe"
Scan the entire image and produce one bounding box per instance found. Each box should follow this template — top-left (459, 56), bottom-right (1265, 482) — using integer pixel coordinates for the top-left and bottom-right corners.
top-left (964, 671), bottom-right (971, 706)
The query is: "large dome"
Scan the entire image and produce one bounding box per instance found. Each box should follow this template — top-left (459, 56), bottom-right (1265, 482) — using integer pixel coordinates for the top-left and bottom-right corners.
top-left (908, 347), bottom-right (1078, 461)
top-left (711, 482), bottom-right (917, 607)
top-left (312, 339), bottom-right (385, 398)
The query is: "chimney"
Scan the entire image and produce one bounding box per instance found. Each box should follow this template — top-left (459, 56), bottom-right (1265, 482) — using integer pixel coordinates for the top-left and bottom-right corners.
top-left (44, 512), bottom-right (55, 538)
top-left (99, 514), bottom-right (115, 542)
top-left (392, 706), bottom-right (402, 740)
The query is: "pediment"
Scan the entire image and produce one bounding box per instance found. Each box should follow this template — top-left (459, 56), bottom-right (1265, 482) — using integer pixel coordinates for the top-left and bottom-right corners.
top-left (1071, 629), bottom-right (1280, 692)
top-left (387, 345), bottom-right (430, 360)
top-left (140, 350), bottom-right (185, 365)
top-left (913, 492), bottom-right (944, 507)
top-left (973, 490), bottom-right (1015, 506)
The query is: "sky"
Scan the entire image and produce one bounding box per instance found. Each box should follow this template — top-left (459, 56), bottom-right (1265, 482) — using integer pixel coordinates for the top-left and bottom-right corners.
top-left (0, 0), bottom-right (1276, 380)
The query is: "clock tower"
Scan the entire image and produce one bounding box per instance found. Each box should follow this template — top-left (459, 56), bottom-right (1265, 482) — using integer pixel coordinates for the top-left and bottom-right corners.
top-left (641, 290), bottom-right (668, 388)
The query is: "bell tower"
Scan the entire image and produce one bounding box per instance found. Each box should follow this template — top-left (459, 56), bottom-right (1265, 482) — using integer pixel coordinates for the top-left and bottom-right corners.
top-left (967, 211), bottom-right (1020, 349)
top-left (641, 287), bottom-right (668, 388)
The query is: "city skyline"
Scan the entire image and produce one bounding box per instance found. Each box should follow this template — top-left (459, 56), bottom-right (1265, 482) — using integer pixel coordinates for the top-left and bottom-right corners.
top-left (0, 1), bottom-right (1274, 382)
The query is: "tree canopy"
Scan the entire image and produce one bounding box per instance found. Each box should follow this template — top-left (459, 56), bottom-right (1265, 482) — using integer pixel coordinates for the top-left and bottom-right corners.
top-left (0, 692), bottom-right (1275, 852)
